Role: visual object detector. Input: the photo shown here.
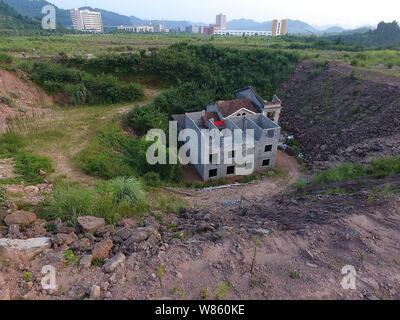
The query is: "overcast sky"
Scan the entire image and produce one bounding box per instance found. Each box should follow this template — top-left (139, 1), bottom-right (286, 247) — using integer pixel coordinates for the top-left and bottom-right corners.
top-left (50, 0), bottom-right (399, 28)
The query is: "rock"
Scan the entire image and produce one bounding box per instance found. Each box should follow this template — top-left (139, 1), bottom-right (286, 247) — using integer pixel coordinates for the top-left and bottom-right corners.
top-left (4, 211), bottom-right (37, 226)
top-left (300, 249), bottom-right (315, 261)
top-left (0, 237), bottom-right (51, 263)
top-left (24, 186), bottom-right (39, 193)
top-left (0, 274), bottom-right (11, 300)
top-left (8, 224), bottom-right (22, 239)
top-left (26, 224), bottom-right (47, 238)
top-left (116, 227), bottom-right (133, 241)
top-left (196, 223), bottom-right (214, 233)
top-left (80, 254), bottom-right (93, 269)
top-left (76, 238), bottom-right (91, 251)
top-left (77, 216), bottom-right (105, 233)
top-left (119, 218), bottom-right (137, 228)
top-left (306, 262), bottom-right (318, 268)
top-left (0, 209), bottom-right (8, 220)
top-left (103, 253), bottom-right (126, 273)
top-left (89, 285), bottom-right (101, 300)
top-left (123, 227), bottom-right (160, 246)
top-left (0, 226), bottom-right (7, 238)
top-left (56, 233), bottom-right (78, 246)
top-left (92, 239), bottom-right (113, 260)
top-left (253, 228), bottom-right (271, 236)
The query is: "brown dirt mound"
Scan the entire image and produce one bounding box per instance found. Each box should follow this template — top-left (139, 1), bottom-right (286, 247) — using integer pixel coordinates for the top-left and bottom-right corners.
top-left (0, 69), bottom-right (53, 132)
top-left (278, 61), bottom-right (400, 169)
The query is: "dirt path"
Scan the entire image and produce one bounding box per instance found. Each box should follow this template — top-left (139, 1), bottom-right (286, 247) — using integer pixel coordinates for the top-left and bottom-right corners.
top-left (182, 151), bottom-right (301, 212)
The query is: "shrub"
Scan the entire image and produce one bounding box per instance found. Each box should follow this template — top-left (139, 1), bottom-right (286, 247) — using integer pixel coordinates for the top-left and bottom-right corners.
top-left (27, 62), bottom-right (144, 105)
top-left (44, 178), bottom-right (147, 224)
top-left (45, 183), bottom-right (94, 223)
top-left (0, 132), bottom-right (24, 157)
top-left (0, 185), bottom-right (5, 207)
top-left (143, 172), bottom-right (161, 187)
top-left (14, 152), bottom-right (53, 184)
top-left (313, 156), bottom-right (400, 184)
top-left (100, 177), bottom-right (145, 207)
top-left (0, 53), bottom-right (13, 64)
top-left (367, 156), bottom-right (400, 178)
top-left (313, 163), bottom-right (365, 184)
top-left (0, 133), bottom-right (52, 183)
top-left (126, 104), bottom-right (168, 136)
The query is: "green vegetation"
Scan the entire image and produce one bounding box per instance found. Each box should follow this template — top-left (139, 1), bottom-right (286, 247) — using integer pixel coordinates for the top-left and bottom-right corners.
top-left (288, 269), bottom-right (300, 279)
top-left (156, 264), bottom-right (166, 289)
top-left (367, 183), bottom-right (400, 203)
top-left (22, 61), bottom-right (144, 106)
top-left (75, 123), bottom-right (180, 182)
top-left (251, 236), bottom-right (261, 274)
top-left (63, 249), bottom-right (79, 267)
top-left (0, 133), bottom-right (52, 184)
top-left (215, 282), bottom-right (231, 300)
top-left (0, 185), bottom-right (5, 206)
top-left (43, 177), bottom-right (146, 224)
top-left (22, 271), bottom-right (33, 282)
top-left (124, 43), bottom-right (298, 134)
top-left (313, 156), bottom-right (400, 184)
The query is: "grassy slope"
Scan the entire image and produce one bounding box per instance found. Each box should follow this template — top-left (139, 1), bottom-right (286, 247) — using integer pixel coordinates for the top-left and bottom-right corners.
top-left (6, 88), bottom-right (159, 183)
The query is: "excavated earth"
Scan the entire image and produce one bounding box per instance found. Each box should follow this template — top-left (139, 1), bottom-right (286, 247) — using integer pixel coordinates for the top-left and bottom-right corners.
top-left (1, 63), bottom-right (400, 300)
top-left (278, 61), bottom-right (400, 170)
top-left (0, 69), bottom-right (52, 133)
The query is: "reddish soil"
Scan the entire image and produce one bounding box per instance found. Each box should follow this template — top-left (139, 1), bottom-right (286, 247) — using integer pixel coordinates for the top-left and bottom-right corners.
top-left (0, 69), bottom-right (53, 132)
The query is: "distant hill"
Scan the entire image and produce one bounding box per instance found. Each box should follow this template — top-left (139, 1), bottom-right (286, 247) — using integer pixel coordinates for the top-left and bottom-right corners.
top-left (227, 19), bottom-right (320, 34)
top-left (0, 0), bottom-right (44, 35)
top-left (3, 0), bottom-right (71, 26)
top-left (333, 21), bottom-right (400, 48)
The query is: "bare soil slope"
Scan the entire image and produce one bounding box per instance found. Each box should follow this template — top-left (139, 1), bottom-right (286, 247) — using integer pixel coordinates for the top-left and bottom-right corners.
top-left (0, 69), bottom-right (52, 132)
top-left (278, 61), bottom-right (400, 169)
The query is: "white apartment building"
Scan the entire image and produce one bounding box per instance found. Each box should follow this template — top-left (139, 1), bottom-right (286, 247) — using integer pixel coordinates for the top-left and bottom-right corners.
top-left (117, 25), bottom-right (155, 33)
top-left (70, 9), bottom-right (103, 33)
top-left (214, 29), bottom-right (272, 37)
top-left (216, 14), bottom-right (227, 30)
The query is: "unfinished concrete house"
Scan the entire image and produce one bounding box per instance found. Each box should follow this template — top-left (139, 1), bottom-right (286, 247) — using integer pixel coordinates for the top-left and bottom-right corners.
top-left (173, 86), bottom-right (282, 181)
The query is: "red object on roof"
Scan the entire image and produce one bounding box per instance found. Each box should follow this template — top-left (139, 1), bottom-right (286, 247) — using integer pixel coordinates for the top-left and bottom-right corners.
top-left (216, 99), bottom-right (258, 117)
top-left (214, 120), bottom-right (225, 127)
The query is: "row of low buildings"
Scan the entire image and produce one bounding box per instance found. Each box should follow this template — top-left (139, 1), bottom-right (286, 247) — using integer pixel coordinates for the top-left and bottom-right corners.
top-left (187, 14), bottom-right (287, 37)
top-left (70, 9), bottom-right (287, 37)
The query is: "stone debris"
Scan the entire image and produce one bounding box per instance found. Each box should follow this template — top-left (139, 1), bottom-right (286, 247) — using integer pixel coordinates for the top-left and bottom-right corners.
top-left (92, 239), bottom-right (113, 260)
top-left (0, 237), bottom-right (51, 263)
top-left (89, 285), bottom-right (101, 300)
top-left (77, 216), bottom-right (105, 233)
top-left (4, 210), bottom-right (37, 226)
top-left (80, 254), bottom-right (93, 269)
top-left (103, 253), bottom-right (126, 273)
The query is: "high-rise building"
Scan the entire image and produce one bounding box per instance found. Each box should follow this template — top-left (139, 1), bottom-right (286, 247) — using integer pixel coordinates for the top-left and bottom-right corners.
top-left (70, 9), bottom-right (103, 33)
top-left (272, 19), bottom-right (287, 36)
top-left (216, 14), bottom-right (227, 30)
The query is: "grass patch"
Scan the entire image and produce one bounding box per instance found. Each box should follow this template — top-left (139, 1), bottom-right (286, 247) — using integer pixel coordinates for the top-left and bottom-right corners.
top-left (42, 177), bottom-right (146, 224)
top-left (0, 185), bottom-right (5, 207)
top-left (367, 183), bottom-right (400, 204)
top-left (288, 269), bottom-right (300, 279)
top-left (0, 133), bottom-right (52, 184)
top-left (75, 123), bottom-right (180, 182)
top-left (313, 156), bottom-right (400, 184)
top-left (215, 282), bottom-right (231, 300)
